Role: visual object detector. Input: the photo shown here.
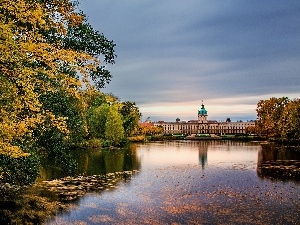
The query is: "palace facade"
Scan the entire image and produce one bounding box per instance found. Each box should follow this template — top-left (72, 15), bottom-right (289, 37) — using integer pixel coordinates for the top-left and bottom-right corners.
top-left (154, 103), bottom-right (255, 135)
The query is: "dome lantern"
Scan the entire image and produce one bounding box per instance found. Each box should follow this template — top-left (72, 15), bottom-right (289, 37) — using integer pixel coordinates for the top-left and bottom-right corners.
top-left (198, 101), bottom-right (208, 124)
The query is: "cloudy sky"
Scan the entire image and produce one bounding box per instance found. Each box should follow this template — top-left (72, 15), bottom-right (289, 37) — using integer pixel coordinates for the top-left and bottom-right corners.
top-left (78, 0), bottom-right (300, 122)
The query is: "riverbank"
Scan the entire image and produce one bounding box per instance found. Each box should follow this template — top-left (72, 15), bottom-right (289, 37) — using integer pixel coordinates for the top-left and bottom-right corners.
top-left (83, 134), bottom-right (293, 147)
top-left (139, 134), bottom-right (266, 142)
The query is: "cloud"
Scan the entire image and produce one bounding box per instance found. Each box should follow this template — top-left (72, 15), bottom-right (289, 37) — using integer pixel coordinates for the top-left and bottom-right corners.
top-left (79, 0), bottom-right (300, 122)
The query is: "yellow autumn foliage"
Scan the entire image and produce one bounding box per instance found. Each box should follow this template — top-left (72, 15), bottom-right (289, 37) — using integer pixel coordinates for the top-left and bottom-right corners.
top-left (0, 0), bottom-right (103, 157)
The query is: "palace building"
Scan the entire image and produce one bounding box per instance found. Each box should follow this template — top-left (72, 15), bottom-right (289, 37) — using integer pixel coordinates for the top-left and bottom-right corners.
top-left (154, 103), bottom-right (255, 135)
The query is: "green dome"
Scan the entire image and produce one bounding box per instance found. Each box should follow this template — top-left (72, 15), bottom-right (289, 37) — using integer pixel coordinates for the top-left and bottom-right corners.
top-left (198, 103), bottom-right (207, 115)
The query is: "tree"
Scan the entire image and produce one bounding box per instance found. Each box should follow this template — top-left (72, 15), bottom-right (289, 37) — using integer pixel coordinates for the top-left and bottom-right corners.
top-left (245, 125), bottom-right (257, 135)
top-left (105, 106), bottom-right (124, 146)
top-left (278, 99), bottom-right (300, 141)
top-left (120, 101), bottom-right (142, 137)
top-left (255, 97), bottom-right (300, 142)
top-left (39, 90), bottom-right (86, 143)
top-left (87, 104), bottom-right (110, 139)
top-left (0, 0), bottom-right (116, 155)
top-left (136, 125), bottom-right (164, 136)
top-left (256, 97), bottom-right (289, 138)
top-left (0, 0), bottom-right (116, 183)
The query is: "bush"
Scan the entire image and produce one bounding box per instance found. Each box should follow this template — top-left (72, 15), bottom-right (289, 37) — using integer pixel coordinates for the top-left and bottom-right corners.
top-left (86, 138), bottom-right (103, 148)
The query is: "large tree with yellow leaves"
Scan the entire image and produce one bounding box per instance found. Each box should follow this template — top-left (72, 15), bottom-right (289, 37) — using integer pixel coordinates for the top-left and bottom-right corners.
top-left (0, 0), bottom-right (116, 183)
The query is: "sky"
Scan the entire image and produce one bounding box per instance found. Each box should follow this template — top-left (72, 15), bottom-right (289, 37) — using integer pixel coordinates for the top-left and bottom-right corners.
top-left (78, 0), bottom-right (300, 122)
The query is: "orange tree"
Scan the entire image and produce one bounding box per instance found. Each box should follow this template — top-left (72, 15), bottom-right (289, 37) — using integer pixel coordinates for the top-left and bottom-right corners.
top-left (256, 97), bottom-right (300, 142)
top-left (245, 125), bottom-right (258, 135)
top-left (256, 97), bottom-right (289, 139)
top-left (278, 98), bottom-right (300, 141)
top-left (134, 125), bottom-right (164, 136)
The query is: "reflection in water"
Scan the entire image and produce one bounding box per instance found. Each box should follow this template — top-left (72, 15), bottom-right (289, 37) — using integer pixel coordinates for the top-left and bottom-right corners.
top-left (198, 141), bottom-right (208, 169)
top-left (12, 146), bottom-right (142, 225)
top-left (38, 145), bottom-right (140, 181)
top-left (136, 140), bottom-right (259, 171)
top-left (46, 141), bottom-right (299, 225)
top-left (5, 141), bottom-right (300, 224)
top-left (257, 144), bottom-right (300, 182)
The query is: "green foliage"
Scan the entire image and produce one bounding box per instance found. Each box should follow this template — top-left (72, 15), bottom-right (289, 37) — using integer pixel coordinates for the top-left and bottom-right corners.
top-left (39, 91), bottom-right (86, 143)
top-left (90, 94), bottom-right (107, 107)
top-left (84, 138), bottom-right (111, 148)
top-left (0, 154), bottom-right (40, 185)
top-left (101, 139), bottom-right (111, 147)
top-left (63, 19), bottom-right (116, 90)
top-left (105, 106), bottom-right (125, 146)
top-left (86, 138), bottom-right (102, 148)
top-left (86, 97), bottom-right (141, 141)
top-left (87, 104), bottom-right (110, 139)
top-left (35, 127), bottom-right (77, 176)
top-left (120, 101), bottom-right (141, 136)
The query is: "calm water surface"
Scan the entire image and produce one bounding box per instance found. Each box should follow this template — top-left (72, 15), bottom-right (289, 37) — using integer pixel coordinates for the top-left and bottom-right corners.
top-left (46, 140), bottom-right (299, 225)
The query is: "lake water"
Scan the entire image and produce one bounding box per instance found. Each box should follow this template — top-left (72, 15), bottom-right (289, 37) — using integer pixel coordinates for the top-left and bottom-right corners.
top-left (46, 140), bottom-right (300, 225)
